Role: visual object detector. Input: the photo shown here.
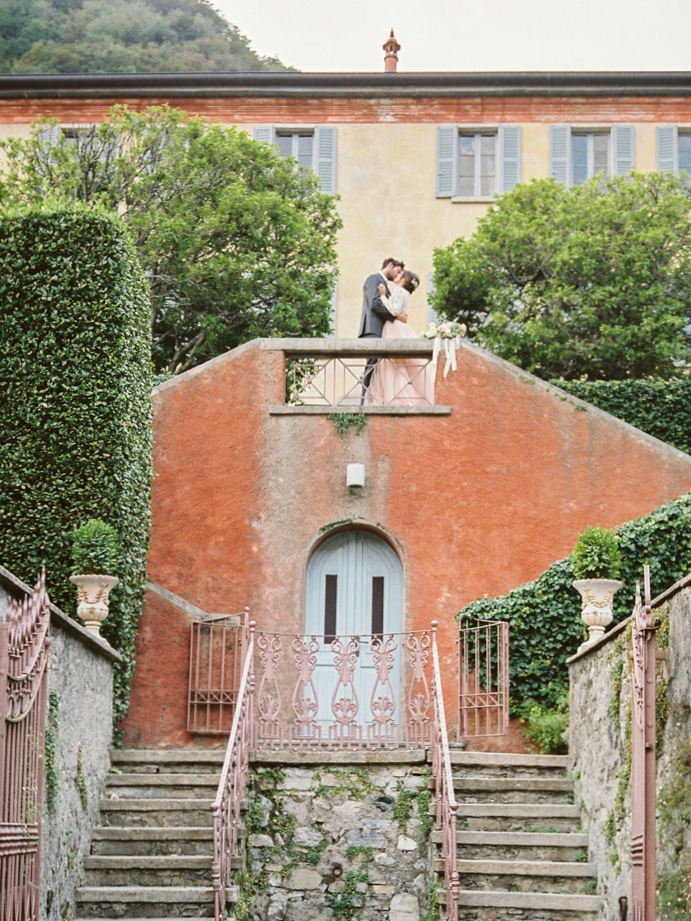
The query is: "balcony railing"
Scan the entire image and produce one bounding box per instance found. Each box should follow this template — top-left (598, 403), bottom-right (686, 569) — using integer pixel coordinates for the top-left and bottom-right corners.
top-left (264, 339), bottom-right (447, 412)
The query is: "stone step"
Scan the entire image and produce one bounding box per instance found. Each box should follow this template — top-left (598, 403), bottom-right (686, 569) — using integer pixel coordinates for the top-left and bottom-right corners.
top-left (105, 773), bottom-right (220, 799)
top-left (446, 888), bottom-right (601, 913)
top-left (99, 798), bottom-right (213, 827)
top-left (454, 802), bottom-right (580, 833)
top-left (450, 858), bottom-right (596, 895)
top-left (90, 826), bottom-right (214, 856)
top-left (435, 830), bottom-right (589, 862)
top-left (450, 776), bottom-right (574, 805)
top-left (76, 886), bottom-right (214, 919)
top-left (447, 752), bottom-right (570, 776)
top-left (82, 855), bottom-right (214, 888)
top-left (110, 749), bottom-right (225, 774)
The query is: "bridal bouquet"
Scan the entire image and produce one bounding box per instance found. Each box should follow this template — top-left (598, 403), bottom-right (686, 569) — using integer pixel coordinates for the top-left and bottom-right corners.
top-left (423, 320), bottom-right (467, 340)
top-left (423, 321), bottom-right (467, 377)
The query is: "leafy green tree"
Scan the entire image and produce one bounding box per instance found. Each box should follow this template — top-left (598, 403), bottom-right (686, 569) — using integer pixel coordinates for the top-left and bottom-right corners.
top-left (0, 0), bottom-right (293, 73)
top-left (432, 174), bottom-right (691, 380)
top-left (0, 107), bottom-right (342, 372)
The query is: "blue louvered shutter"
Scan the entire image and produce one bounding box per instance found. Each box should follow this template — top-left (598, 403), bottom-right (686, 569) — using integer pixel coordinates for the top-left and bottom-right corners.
top-left (550, 125), bottom-right (571, 186)
top-left (436, 126), bottom-right (457, 197)
top-left (500, 126), bottom-right (521, 192)
top-left (613, 125), bottom-right (635, 174)
top-left (657, 126), bottom-right (678, 173)
top-left (253, 126), bottom-right (276, 146)
top-left (37, 124), bottom-right (61, 147)
top-left (314, 126), bottom-right (337, 194)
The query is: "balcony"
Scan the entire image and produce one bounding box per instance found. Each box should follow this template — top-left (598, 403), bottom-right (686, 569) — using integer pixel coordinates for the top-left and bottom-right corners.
top-left (264, 339), bottom-right (451, 415)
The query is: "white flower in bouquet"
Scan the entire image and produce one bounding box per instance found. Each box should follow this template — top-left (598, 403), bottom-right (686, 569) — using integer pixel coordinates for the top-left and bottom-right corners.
top-left (424, 320), bottom-right (466, 340)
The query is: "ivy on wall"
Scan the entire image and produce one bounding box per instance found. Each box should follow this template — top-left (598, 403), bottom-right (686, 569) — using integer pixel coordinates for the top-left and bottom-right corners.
top-left (0, 204), bottom-right (152, 725)
top-left (458, 493), bottom-right (691, 708)
top-left (552, 378), bottom-right (691, 456)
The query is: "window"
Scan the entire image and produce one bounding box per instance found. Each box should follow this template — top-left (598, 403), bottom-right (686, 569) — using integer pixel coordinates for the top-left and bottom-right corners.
top-left (459, 133), bottom-right (496, 198)
top-left (436, 125), bottom-right (521, 199)
top-left (551, 126), bottom-right (634, 187)
top-left (657, 126), bottom-right (691, 175)
top-left (253, 126), bottom-right (337, 194)
top-left (276, 131), bottom-right (314, 170)
top-left (571, 132), bottom-right (610, 186)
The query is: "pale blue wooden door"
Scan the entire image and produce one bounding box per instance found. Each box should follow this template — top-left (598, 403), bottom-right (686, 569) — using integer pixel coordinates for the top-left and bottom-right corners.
top-left (305, 531), bottom-right (403, 740)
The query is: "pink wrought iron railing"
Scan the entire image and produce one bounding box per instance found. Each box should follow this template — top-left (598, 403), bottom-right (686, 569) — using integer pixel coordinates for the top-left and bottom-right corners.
top-left (211, 615), bottom-right (253, 921)
top-left (252, 628), bottom-right (434, 751)
top-left (0, 571), bottom-right (51, 921)
top-left (431, 621), bottom-right (460, 921)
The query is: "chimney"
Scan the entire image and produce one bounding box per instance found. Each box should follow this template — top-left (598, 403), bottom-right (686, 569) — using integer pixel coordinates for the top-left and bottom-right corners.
top-left (383, 29), bottom-right (400, 73)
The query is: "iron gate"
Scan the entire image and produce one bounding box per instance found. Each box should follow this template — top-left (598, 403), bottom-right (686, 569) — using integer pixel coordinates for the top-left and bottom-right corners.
top-left (0, 571), bottom-right (51, 921)
top-left (187, 612), bottom-right (249, 734)
top-left (458, 619), bottom-right (509, 738)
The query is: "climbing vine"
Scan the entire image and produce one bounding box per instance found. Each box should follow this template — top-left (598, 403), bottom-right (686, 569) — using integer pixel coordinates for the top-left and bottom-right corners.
top-left (44, 691), bottom-right (60, 814)
top-left (658, 741), bottom-right (691, 920)
top-left (327, 411), bottom-right (367, 436)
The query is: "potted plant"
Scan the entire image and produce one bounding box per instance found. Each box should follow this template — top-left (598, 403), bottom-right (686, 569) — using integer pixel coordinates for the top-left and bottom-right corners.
top-left (69, 519), bottom-right (120, 636)
top-left (572, 526), bottom-right (623, 652)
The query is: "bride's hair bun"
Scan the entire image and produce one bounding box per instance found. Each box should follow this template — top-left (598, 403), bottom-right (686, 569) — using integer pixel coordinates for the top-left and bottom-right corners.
top-left (402, 270), bottom-right (420, 293)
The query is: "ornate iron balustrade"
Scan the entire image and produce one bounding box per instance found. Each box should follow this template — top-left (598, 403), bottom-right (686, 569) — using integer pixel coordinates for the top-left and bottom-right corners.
top-left (0, 571), bottom-right (51, 921)
top-left (280, 340), bottom-right (438, 409)
top-left (211, 617), bottom-right (254, 921)
top-left (431, 621), bottom-right (460, 921)
top-left (252, 628), bottom-right (434, 751)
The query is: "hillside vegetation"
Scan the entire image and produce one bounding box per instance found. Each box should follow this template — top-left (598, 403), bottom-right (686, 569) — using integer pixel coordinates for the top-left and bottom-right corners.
top-left (0, 0), bottom-right (294, 73)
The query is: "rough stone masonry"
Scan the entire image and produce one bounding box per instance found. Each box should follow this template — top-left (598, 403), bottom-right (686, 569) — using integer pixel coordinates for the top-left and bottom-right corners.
top-left (244, 758), bottom-right (433, 921)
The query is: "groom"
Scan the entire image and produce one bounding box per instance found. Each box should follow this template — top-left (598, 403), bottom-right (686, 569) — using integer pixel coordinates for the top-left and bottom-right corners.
top-left (359, 258), bottom-right (404, 401)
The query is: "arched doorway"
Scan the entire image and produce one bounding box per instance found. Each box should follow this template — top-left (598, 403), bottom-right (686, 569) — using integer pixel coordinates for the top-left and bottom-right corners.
top-left (305, 530), bottom-right (404, 735)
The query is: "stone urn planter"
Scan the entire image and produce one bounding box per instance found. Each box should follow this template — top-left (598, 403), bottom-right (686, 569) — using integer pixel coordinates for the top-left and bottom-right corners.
top-left (573, 578), bottom-right (623, 653)
top-left (69, 574), bottom-right (119, 636)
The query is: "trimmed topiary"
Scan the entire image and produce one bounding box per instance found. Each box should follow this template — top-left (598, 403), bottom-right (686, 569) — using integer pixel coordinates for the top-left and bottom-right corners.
top-left (72, 519), bottom-right (120, 576)
top-left (572, 526), bottom-right (621, 580)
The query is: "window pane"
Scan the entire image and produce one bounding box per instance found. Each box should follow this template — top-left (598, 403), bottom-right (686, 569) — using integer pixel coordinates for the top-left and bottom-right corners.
top-left (324, 574), bottom-right (337, 643)
top-left (459, 135), bottom-right (476, 196)
top-left (297, 134), bottom-right (313, 169)
top-left (371, 577), bottom-right (384, 638)
top-left (480, 134), bottom-right (496, 197)
top-left (277, 134), bottom-right (293, 158)
top-left (572, 134), bottom-right (588, 187)
top-left (680, 134), bottom-right (691, 174)
top-left (593, 134), bottom-right (609, 177)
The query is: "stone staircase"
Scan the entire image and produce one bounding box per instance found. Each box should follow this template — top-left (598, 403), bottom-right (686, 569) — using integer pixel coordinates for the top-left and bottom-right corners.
top-left (432, 751), bottom-right (601, 921)
top-left (76, 749), bottom-right (225, 919)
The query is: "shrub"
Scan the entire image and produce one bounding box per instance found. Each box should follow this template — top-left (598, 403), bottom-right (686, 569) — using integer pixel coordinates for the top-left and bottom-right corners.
top-left (0, 203), bottom-right (152, 724)
top-left (552, 378), bottom-right (691, 456)
top-left (457, 493), bottom-right (691, 708)
top-left (572, 526), bottom-right (621, 580)
top-left (72, 519), bottom-right (120, 575)
top-left (518, 696), bottom-right (569, 754)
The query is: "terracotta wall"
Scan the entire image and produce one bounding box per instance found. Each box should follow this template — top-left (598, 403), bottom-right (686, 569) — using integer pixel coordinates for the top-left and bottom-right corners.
top-left (123, 340), bottom-right (691, 748)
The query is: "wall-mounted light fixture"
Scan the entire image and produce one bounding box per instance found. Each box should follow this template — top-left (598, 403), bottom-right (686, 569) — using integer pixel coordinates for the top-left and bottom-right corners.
top-left (346, 463), bottom-right (365, 488)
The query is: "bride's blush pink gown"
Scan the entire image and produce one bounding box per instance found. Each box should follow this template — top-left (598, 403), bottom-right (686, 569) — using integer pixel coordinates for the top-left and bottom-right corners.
top-left (366, 318), bottom-right (436, 406)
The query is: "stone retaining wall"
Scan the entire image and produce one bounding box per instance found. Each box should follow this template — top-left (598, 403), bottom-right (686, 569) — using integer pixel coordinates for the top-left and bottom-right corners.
top-left (0, 565), bottom-right (120, 921)
top-left (244, 752), bottom-right (433, 921)
top-left (568, 573), bottom-right (691, 920)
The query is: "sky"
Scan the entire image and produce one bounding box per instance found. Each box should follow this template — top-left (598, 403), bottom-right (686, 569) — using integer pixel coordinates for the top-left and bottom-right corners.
top-left (214, 0), bottom-right (691, 73)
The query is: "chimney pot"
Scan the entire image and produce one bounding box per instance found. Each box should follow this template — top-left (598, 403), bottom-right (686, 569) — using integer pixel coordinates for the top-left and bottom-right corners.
top-left (383, 28), bottom-right (400, 73)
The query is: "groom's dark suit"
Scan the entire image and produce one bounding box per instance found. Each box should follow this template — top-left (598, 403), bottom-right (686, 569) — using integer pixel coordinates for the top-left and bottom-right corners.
top-left (359, 272), bottom-right (398, 402)
top-left (358, 273), bottom-right (397, 338)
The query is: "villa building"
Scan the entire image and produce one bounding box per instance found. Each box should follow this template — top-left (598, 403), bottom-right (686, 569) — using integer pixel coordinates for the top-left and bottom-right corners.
top-left (2, 65), bottom-right (691, 334)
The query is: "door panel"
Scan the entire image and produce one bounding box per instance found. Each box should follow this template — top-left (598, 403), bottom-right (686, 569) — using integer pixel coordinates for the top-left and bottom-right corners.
top-left (305, 531), bottom-right (403, 734)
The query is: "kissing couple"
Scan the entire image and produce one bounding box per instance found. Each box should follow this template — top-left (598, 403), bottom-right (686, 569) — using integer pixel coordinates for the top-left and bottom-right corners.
top-left (358, 257), bottom-right (433, 406)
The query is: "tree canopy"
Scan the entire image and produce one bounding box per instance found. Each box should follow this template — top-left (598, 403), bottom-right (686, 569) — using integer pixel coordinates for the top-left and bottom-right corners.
top-left (0, 0), bottom-right (293, 73)
top-left (431, 174), bottom-right (691, 380)
top-left (0, 107), bottom-right (342, 372)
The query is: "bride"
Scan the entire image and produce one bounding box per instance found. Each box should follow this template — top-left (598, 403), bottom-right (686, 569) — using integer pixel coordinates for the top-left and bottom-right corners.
top-left (366, 269), bottom-right (435, 406)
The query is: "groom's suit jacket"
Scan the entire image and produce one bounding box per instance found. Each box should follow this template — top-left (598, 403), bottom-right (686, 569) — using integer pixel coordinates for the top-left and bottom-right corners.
top-left (358, 273), bottom-right (397, 337)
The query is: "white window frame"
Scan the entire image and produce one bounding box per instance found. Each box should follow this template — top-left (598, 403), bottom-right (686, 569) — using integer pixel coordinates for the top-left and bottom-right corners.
top-left (570, 128), bottom-right (611, 186)
top-left (454, 130), bottom-right (498, 201)
top-left (275, 128), bottom-right (315, 168)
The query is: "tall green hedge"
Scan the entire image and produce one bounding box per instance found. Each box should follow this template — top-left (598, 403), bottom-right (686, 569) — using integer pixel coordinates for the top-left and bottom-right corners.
top-left (0, 204), bottom-right (152, 724)
top-left (458, 493), bottom-right (691, 709)
top-left (552, 378), bottom-right (691, 455)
